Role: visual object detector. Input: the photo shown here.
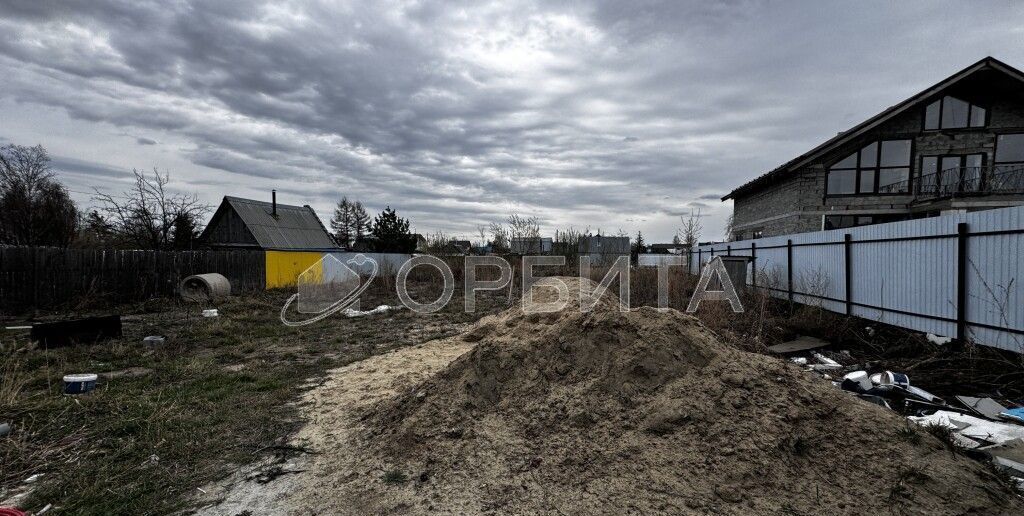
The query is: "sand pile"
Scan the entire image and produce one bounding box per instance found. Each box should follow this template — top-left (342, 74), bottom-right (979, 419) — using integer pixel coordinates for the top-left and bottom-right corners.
top-left (348, 278), bottom-right (1021, 514)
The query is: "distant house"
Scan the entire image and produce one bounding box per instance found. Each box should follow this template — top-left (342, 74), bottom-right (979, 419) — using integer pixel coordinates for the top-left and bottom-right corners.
top-left (579, 235), bottom-right (630, 264)
top-left (509, 236), bottom-right (553, 254)
top-left (449, 239), bottom-right (473, 254)
top-left (199, 192), bottom-right (338, 250)
top-left (723, 57), bottom-right (1024, 240)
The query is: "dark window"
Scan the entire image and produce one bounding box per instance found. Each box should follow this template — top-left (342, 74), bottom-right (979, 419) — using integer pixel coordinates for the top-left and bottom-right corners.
top-left (829, 139), bottom-right (911, 195)
top-left (827, 169), bottom-right (856, 195)
top-left (879, 168), bottom-right (910, 191)
top-left (924, 96), bottom-right (987, 130)
top-left (996, 134), bottom-right (1024, 164)
top-left (880, 140), bottom-right (911, 167)
top-left (924, 101), bottom-right (940, 130)
top-left (922, 153), bottom-right (987, 193)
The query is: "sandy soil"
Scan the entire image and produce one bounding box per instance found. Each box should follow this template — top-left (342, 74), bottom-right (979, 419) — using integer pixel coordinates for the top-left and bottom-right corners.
top-left (200, 278), bottom-right (1023, 515)
top-left (196, 335), bottom-right (474, 515)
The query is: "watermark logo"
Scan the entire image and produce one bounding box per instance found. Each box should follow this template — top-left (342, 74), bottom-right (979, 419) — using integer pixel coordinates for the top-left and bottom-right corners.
top-left (280, 254), bottom-right (743, 325)
top-left (280, 253), bottom-right (378, 326)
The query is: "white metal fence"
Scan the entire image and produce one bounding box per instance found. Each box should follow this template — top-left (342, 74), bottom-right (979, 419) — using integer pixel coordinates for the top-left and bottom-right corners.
top-left (691, 205), bottom-right (1024, 352)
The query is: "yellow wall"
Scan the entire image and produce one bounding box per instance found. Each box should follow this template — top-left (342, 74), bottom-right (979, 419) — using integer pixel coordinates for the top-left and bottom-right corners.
top-left (265, 251), bottom-right (324, 289)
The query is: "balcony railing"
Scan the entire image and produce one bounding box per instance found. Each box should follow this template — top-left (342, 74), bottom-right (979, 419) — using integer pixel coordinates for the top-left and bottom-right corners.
top-left (878, 165), bottom-right (1024, 198)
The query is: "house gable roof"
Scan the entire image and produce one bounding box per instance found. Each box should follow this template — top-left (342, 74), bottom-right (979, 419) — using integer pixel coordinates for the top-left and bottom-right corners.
top-left (200, 195), bottom-right (338, 250)
top-left (722, 56), bottom-right (1024, 201)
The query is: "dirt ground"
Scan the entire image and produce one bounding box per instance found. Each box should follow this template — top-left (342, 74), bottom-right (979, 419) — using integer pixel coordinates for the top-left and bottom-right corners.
top-left (197, 278), bottom-right (1024, 515)
top-left (0, 283), bottom-right (509, 514)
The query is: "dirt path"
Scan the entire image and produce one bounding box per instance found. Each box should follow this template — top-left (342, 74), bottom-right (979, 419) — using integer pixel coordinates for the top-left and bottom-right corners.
top-left (196, 335), bottom-right (474, 515)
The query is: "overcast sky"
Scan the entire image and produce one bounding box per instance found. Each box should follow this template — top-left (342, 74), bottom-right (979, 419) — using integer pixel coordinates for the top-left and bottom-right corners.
top-left (2, 1), bottom-right (1023, 242)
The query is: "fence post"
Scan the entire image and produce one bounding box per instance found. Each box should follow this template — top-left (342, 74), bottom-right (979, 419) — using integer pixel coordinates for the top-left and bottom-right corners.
top-left (786, 239), bottom-right (794, 305)
top-left (956, 222), bottom-right (968, 342)
top-left (727, 245), bottom-right (731, 256)
top-left (844, 233), bottom-right (852, 316)
top-left (696, 248), bottom-right (702, 274)
top-left (751, 242), bottom-right (757, 288)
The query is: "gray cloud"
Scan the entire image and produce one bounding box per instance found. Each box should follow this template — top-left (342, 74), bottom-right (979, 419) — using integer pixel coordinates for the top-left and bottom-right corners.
top-left (2, 0), bottom-right (1024, 241)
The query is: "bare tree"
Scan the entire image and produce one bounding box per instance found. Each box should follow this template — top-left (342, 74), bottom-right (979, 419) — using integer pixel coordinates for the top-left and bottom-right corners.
top-left (476, 225), bottom-right (488, 248)
top-left (506, 212), bottom-right (541, 253)
top-left (93, 168), bottom-right (209, 250)
top-left (0, 144), bottom-right (79, 247)
top-left (489, 221), bottom-right (509, 253)
top-left (679, 208), bottom-right (703, 268)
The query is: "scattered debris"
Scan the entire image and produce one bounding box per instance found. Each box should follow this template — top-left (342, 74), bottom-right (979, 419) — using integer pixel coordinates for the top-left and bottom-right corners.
top-left (180, 273), bottom-right (231, 302)
top-left (950, 397), bottom-right (1007, 421)
top-left (0, 422), bottom-right (10, 437)
top-left (768, 335), bottom-right (829, 354)
top-left (789, 357), bottom-right (808, 366)
top-left (202, 309), bottom-right (219, 318)
top-left (63, 373), bottom-right (98, 394)
top-left (810, 352), bottom-right (841, 371)
top-left (979, 439), bottom-right (1024, 477)
top-left (100, 367), bottom-right (153, 380)
top-left (910, 410), bottom-right (1024, 446)
top-left (142, 335), bottom-right (165, 345)
top-left (0, 508), bottom-right (27, 516)
top-left (341, 305), bottom-right (393, 318)
top-left (1001, 408), bottom-right (1024, 425)
top-left (926, 333), bottom-right (954, 346)
top-left (842, 371), bottom-right (872, 392)
top-left (23, 474), bottom-right (43, 484)
top-left (30, 315), bottom-right (122, 348)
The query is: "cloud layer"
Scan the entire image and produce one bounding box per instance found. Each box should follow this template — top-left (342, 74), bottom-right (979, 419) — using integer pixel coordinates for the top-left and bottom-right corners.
top-left (2, 0), bottom-right (1023, 241)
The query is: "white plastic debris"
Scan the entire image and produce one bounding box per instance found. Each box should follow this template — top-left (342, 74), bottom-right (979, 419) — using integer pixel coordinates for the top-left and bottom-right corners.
top-left (25, 473), bottom-right (44, 484)
top-left (341, 305), bottom-right (392, 318)
top-left (927, 333), bottom-right (953, 346)
top-left (790, 357), bottom-right (808, 366)
top-left (202, 309), bottom-right (219, 318)
top-left (843, 371), bottom-right (872, 391)
top-left (810, 352), bottom-right (841, 371)
top-left (909, 410), bottom-right (1024, 447)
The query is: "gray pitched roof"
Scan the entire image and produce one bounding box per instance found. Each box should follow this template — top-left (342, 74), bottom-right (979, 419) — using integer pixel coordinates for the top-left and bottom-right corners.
top-left (221, 196), bottom-right (337, 249)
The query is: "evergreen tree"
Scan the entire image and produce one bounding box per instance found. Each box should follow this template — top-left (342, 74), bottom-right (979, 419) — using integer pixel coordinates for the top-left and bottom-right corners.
top-left (330, 197), bottom-right (355, 247)
top-left (371, 206), bottom-right (413, 252)
top-left (352, 201), bottom-right (371, 242)
top-left (632, 230), bottom-right (645, 263)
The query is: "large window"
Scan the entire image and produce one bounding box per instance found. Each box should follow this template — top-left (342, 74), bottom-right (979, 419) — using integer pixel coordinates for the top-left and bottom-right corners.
top-left (827, 139), bottom-right (911, 195)
top-left (994, 134), bottom-right (1024, 191)
top-left (995, 133), bottom-right (1024, 167)
top-left (919, 153), bottom-right (985, 194)
top-left (924, 96), bottom-right (986, 130)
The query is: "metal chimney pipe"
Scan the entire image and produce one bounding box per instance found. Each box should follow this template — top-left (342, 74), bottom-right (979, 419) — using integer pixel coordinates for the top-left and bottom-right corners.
top-left (272, 190), bottom-right (277, 217)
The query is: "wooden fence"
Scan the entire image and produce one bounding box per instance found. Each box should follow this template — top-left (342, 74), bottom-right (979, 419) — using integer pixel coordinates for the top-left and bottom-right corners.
top-left (0, 247), bottom-right (265, 311)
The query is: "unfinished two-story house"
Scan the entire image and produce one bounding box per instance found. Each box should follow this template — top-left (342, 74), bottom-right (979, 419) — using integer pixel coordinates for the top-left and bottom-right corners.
top-left (723, 57), bottom-right (1024, 240)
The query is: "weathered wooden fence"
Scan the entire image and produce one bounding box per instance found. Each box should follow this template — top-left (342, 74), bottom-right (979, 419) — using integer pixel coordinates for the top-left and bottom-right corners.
top-left (0, 247), bottom-right (265, 311)
top-left (691, 205), bottom-right (1024, 353)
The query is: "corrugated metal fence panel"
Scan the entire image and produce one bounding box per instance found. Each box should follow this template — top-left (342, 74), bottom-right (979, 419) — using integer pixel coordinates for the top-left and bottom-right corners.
top-left (963, 207), bottom-right (1024, 351)
top-left (694, 205), bottom-right (1024, 352)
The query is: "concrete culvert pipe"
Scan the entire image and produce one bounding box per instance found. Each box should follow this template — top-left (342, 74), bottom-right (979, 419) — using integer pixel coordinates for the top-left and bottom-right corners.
top-left (179, 273), bottom-right (231, 302)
